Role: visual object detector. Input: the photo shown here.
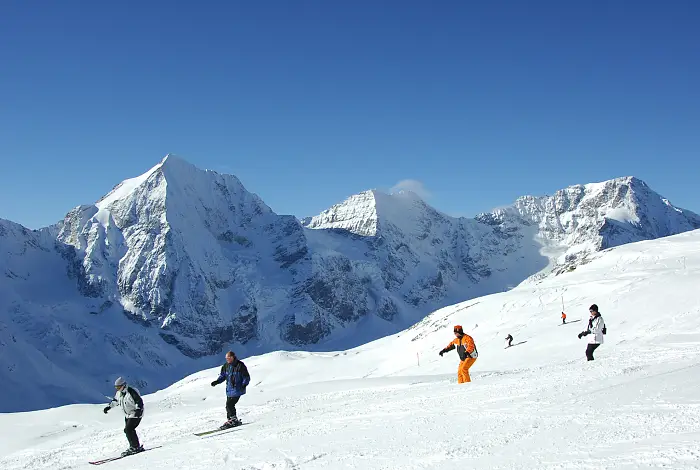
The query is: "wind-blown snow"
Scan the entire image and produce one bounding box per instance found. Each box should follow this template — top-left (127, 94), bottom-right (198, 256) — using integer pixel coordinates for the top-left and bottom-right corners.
top-left (605, 206), bottom-right (639, 223)
top-left (2, 230), bottom-right (700, 469)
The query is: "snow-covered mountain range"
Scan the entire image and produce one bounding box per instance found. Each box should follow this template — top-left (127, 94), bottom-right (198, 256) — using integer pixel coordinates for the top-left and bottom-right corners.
top-left (1, 154), bottom-right (698, 411)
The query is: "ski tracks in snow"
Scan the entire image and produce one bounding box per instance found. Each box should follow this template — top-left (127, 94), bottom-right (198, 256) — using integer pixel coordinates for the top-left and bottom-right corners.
top-left (3, 353), bottom-right (700, 469)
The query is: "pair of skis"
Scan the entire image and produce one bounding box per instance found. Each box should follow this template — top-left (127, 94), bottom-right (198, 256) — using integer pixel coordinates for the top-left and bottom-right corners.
top-left (89, 422), bottom-right (247, 465)
top-left (88, 446), bottom-right (162, 465)
top-left (194, 421), bottom-right (247, 436)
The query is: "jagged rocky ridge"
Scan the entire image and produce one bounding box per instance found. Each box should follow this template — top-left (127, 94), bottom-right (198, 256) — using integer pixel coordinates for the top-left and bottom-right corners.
top-left (1, 155), bottom-right (699, 410)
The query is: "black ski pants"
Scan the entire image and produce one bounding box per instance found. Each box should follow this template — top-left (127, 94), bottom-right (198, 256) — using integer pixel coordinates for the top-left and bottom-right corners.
top-left (226, 396), bottom-right (240, 420)
top-left (585, 343), bottom-right (600, 361)
top-left (124, 417), bottom-right (141, 448)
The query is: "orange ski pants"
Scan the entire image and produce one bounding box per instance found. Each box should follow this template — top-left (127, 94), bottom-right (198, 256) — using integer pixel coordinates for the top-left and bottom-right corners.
top-left (458, 358), bottom-right (477, 383)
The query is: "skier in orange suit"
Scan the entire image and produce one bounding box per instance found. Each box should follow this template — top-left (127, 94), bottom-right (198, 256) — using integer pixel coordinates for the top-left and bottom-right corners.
top-left (561, 312), bottom-right (567, 324)
top-left (439, 325), bottom-right (478, 383)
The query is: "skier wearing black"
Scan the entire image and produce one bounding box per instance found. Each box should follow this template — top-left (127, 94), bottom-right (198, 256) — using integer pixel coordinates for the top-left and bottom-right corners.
top-left (211, 351), bottom-right (250, 429)
top-left (505, 334), bottom-right (513, 348)
top-left (103, 377), bottom-right (145, 457)
top-left (578, 304), bottom-right (606, 360)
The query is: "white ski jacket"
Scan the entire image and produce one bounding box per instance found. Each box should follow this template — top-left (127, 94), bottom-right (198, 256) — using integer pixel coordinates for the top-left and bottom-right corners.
top-left (587, 314), bottom-right (606, 344)
top-left (108, 385), bottom-right (144, 419)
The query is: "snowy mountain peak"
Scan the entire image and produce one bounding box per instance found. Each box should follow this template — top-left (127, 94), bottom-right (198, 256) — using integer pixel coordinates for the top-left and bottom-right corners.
top-left (89, 154), bottom-right (270, 228)
top-left (485, 175), bottom-right (700, 265)
top-left (302, 188), bottom-right (441, 237)
top-left (302, 190), bottom-right (380, 236)
top-left (54, 155), bottom-right (277, 347)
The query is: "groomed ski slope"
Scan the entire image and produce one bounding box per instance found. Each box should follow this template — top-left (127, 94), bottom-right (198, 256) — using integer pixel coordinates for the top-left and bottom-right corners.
top-left (2, 230), bottom-right (700, 469)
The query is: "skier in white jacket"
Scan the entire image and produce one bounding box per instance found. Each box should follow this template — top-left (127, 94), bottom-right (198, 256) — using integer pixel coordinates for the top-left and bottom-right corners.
top-left (104, 377), bottom-right (145, 456)
top-left (578, 304), bottom-right (606, 360)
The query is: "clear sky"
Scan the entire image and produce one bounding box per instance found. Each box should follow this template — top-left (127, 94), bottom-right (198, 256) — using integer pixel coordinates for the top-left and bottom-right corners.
top-left (1, 1), bottom-right (699, 229)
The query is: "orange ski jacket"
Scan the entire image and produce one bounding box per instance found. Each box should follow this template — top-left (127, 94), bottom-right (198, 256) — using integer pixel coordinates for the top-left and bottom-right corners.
top-left (442, 334), bottom-right (477, 361)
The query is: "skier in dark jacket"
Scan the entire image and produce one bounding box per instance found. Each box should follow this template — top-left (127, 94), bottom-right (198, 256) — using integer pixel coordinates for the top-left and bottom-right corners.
top-left (578, 304), bottom-right (606, 361)
top-left (211, 351), bottom-right (250, 429)
top-left (103, 377), bottom-right (145, 456)
top-left (505, 334), bottom-right (513, 348)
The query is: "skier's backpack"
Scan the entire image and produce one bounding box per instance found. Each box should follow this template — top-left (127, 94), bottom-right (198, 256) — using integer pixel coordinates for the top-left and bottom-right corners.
top-left (602, 325), bottom-right (607, 335)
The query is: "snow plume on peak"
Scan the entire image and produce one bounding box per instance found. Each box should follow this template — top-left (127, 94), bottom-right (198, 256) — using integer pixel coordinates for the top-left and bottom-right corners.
top-left (389, 179), bottom-right (431, 200)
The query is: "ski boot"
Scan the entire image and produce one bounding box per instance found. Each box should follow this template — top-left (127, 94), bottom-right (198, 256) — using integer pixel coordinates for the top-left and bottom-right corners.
top-left (121, 446), bottom-right (144, 457)
top-left (218, 417), bottom-right (242, 430)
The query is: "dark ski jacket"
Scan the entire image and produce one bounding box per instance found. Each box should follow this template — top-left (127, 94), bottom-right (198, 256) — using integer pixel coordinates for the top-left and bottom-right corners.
top-left (215, 360), bottom-right (251, 397)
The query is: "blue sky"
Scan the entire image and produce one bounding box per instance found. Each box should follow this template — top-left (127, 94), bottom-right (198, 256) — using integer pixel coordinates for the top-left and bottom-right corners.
top-left (1, 1), bottom-right (699, 228)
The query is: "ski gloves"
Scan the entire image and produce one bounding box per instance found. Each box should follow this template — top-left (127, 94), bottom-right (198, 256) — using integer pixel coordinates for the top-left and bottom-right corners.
top-left (578, 330), bottom-right (590, 339)
top-left (103, 406), bottom-right (110, 414)
top-left (439, 349), bottom-right (446, 357)
top-left (211, 380), bottom-right (219, 387)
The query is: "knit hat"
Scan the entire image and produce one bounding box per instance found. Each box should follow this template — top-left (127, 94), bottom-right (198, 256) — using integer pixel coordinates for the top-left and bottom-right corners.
top-left (114, 377), bottom-right (126, 387)
top-left (589, 304), bottom-right (599, 313)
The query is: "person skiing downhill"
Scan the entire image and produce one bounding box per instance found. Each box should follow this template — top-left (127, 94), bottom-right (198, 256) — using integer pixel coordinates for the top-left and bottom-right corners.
top-left (504, 334), bottom-right (513, 348)
top-left (103, 377), bottom-right (145, 457)
top-left (211, 351), bottom-right (250, 429)
top-left (561, 312), bottom-right (567, 324)
top-left (439, 325), bottom-right (478, 383)
top-left (578, 304), bottom-right (606, 360)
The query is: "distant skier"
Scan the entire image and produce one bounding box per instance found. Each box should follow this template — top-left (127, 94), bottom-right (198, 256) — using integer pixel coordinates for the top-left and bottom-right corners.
top-left (211, 351), bottom-right (250, 429)
top-left (577, 304), bottom-right (606, 360)
top-left (439, 325), bottom-right (478, 383)
top-left (561, 312), bottom-right (567, 324)
top-left (505, 334), bottom-right (513, 348)
top-left (103, 377), bottom-right (145, 457)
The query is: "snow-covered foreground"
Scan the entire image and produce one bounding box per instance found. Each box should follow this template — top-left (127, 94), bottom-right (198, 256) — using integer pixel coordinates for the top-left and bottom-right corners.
top-left (2, 230), bottom-right (700, 469)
